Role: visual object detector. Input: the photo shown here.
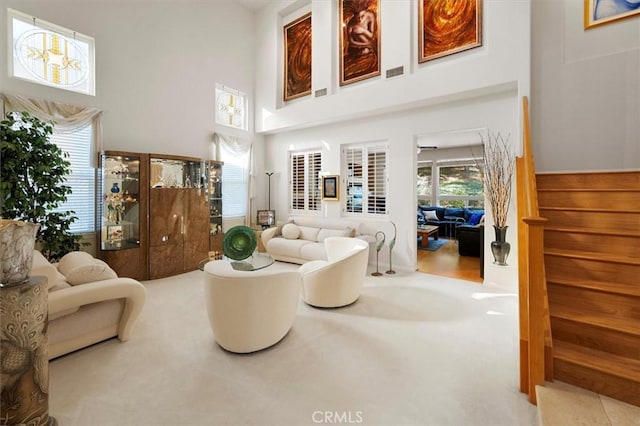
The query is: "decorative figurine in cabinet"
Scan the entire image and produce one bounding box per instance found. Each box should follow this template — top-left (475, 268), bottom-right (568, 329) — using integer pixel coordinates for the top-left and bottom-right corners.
top-left (207, 160), bottom-right (224, 253)
top-left (98, 151), bottom-right (149, 280)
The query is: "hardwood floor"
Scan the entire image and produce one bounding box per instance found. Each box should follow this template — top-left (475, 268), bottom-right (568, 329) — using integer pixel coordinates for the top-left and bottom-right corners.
top-left (417, 238), bottom-right (483, 283)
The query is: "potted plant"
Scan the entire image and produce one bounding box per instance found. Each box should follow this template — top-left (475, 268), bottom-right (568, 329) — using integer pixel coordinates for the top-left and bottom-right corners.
top-left (480, 131), bottom-right (514, 265)
top-left (0, 111), bottom-right (83, 261)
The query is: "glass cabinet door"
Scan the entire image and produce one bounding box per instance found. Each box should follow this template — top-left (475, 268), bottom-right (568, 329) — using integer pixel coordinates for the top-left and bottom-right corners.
top-left (207, 161), bottom-right (223, 236)
top-left (100, 152), bottom-right (141, 250)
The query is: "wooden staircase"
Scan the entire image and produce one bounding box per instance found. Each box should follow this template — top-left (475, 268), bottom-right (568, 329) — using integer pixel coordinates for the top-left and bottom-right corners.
top-left (536, 171), bottom-right (640, 407)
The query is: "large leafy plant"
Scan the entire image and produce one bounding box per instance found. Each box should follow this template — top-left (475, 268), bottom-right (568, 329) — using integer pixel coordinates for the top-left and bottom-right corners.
top-left (0, 111), bottom-right (82, 261)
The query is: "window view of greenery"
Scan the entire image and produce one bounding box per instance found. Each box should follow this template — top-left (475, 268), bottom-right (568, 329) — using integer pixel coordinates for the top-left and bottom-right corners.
top-left (439, 164), bottom-right (484, 208)
top-left (417, 161), bottom-right (484, 208)
top-left (417, 164), bottom-right (432, 202)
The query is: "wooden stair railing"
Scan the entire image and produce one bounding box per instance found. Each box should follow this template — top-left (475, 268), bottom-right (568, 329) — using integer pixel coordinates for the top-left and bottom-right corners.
top-left (516, 96), bottom-right (552, 404)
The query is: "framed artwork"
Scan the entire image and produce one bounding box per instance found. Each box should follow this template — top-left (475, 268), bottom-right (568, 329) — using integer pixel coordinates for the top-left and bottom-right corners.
top-left (257, 210), bottom-right (275, 228)
top-left (419, 0), bottom-right (482, 63)
top-left (584, 0), bottom-right (640, 29)
top-left (283, 13), bottom-right (312, 101)
top-left (322, 175), bottom-right (339, 200)
top-left (339, 0), bottom-right (381, 86)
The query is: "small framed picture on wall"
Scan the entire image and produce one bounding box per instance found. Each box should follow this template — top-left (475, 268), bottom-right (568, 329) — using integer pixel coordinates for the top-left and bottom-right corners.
top-left (322, 175), bottom-right (339, 200)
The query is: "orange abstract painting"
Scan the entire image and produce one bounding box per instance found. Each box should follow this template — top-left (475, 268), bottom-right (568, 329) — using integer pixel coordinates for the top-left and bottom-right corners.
top-left (284, 13), bottom-right (312, 101)
top-left (419, 0), bottom-right (482, 63)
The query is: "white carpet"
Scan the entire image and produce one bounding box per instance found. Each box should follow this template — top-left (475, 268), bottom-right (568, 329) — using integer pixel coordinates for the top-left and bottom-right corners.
top-left (49, 264), bottom-right (538, 426)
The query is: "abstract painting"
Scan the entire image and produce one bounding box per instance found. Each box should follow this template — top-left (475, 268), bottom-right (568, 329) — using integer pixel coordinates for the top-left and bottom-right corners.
top-left (284, 13), bottom-right (312, 101)
top-left (419, 0), bottom-right (482, 63)
top-left (339, 0), bottom-right (380, 86)
top-left (584, 0), bottom-right (640, 29)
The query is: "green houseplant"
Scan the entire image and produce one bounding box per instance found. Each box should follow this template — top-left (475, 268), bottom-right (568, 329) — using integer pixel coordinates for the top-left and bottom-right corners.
top-left (0, 111), bottom-right (83, 261)
top-left (480, 131), bottom-right (514, 265)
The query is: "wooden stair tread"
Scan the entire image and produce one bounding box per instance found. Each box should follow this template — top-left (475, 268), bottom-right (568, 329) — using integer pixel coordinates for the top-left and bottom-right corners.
top-left (539, 206), bottom-right (640, 214)
top-left (538, 188), bottom-right (640, 193)
top-left (543, 226), bottom-right (640, 238)
top-left (547, 278), bottom-right (640, 297)
top-left (545, 248), bottom-right (640, 266)
top-left (550, 305), bottom-right (640, 336)
top-left (554, 341), bottom-right (640, 382)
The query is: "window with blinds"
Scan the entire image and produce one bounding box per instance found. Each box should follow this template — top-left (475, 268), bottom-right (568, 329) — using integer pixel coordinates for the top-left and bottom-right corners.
top-left (221, 145), bottom-right (249, 218)
top-left (290, 150), bottom-right (322, 212)
top-left (49, 126), bottom-right (96, 233)
top-left (343, 143), bottom-right (388, 216)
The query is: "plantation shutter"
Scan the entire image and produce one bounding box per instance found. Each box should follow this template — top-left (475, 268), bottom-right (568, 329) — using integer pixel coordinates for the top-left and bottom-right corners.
top-left (290, 153), bottom-right (305, 211)
top-left (367, 147), bottom-right (387, 214)
top-left (344, 147), bottom-right (363, 213)
top-left (308, 152), bottom-right (322, 211)
top-left (49, 125), bottom-right (96, 234)
top-left (290, 150), bottom-right (322, 212)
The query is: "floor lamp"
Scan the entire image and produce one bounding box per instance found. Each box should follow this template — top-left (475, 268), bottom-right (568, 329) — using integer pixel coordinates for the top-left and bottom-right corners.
top-left (258, 172), bottom-right (275, 229)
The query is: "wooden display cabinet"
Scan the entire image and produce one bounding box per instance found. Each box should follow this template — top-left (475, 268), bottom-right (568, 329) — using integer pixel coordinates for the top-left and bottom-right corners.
top-left (98, 151), bottom-right (149, 280)
top-left (207, 160), bottom-right (224, 255)
top-left (148, 154), bottom-right (208, 279)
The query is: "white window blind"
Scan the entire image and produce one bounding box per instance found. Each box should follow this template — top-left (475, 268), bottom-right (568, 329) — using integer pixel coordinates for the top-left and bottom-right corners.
top-left (49, 125), bottom-right (96, 233)
top-left (290, 150), bottom-right (322, 212)
top-left (221, 145), bottom-right (249, 218)
top-left (342, 143), bottom-right (388, 216)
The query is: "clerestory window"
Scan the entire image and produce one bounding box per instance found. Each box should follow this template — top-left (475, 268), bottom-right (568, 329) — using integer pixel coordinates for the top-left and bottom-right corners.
top-left (8, 8), bottom-right (95, 95)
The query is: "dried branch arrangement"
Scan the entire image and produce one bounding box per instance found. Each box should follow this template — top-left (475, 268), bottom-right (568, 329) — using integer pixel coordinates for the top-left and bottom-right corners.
top-left (480, 132), bottom-right (514, 228)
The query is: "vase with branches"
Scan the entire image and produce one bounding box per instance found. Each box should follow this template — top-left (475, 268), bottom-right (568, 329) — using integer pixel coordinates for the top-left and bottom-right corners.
top-left (480, 131), bottom-right (514, 265)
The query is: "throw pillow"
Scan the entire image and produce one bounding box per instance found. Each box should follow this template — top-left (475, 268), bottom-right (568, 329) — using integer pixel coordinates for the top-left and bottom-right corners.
top-left (57, 251), bottom-right (95, 277)
top-left (65, 260), bottom-right (118, 285)
top-left (317, 228), bottom-right (352, 242)
top-left (281, 223), bottom-right (301, 239)
top-left (424, 210), bottom-right (439, 221)
top-left (468, 212), bottom-right (484, 226)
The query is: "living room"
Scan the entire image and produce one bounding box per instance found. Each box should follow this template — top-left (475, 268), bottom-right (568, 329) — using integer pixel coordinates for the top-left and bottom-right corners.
top-left (1, 0), bottom-right (638, 424)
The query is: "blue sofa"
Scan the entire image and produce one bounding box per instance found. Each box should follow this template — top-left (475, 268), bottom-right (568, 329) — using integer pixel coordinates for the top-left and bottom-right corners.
top-left (417, 206), bottom-right (484, 238)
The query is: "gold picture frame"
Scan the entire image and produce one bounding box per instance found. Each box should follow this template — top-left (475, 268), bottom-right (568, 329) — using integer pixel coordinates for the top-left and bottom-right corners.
top-left (322, 175), bottom-right (339, 200)
top-left (419, 0), bottom-right (482, 63)
top-left (283, 13), bottom-right (312, 101)
top-left (339, 0), bottom-right (381, 86)
top-left (584, 0), bottom-right (640, 29)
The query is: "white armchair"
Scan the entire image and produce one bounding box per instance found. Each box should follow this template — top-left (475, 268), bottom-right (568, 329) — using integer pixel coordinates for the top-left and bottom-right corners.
top-left (203, 261), bottom-right (302, 353)
top-left (298, 237), bottom-right (369, 308)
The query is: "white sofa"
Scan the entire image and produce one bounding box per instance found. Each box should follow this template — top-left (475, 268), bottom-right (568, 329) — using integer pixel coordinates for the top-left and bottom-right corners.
top-left (261, 217), bottom-right (374, 264)
top-left (30, 250), bottom-right (146, 360)
top-left (299, 237), bottom-right (369, 308)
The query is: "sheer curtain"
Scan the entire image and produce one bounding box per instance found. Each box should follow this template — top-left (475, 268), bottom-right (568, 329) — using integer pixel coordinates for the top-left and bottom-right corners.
top-left (213, 133), bottom-right (254, 227)
top-left (1, 93), bottom-right (103, 167)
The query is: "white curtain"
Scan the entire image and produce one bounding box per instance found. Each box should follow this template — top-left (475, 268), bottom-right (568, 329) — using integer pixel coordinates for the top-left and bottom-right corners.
top-left (1, 93), bottom-right (103, 167)
top-left (213, 133), bottom-right (255, 227)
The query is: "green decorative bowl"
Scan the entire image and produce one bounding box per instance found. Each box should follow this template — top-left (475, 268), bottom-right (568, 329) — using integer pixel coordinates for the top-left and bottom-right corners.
top-left (223, 226), bottom-right (257, 260)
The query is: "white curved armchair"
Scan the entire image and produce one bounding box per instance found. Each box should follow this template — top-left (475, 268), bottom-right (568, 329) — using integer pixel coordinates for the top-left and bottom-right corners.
top-left (299, 237), bottom-right (369, 308)
top-left (203, 261), bottom-right (301, 353)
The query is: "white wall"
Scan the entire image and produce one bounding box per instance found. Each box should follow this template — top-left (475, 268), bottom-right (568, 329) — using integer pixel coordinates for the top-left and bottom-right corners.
top-left (254, 0), bottom-right (529, 287)
top-left (0, 0), bottom-right (256, 160)
top-left (254, 0), bottom-right (531, 136)
top-left (264, 88), bottom-right (520, 286)
top-left (531, 0), bottom-right (640, 172)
